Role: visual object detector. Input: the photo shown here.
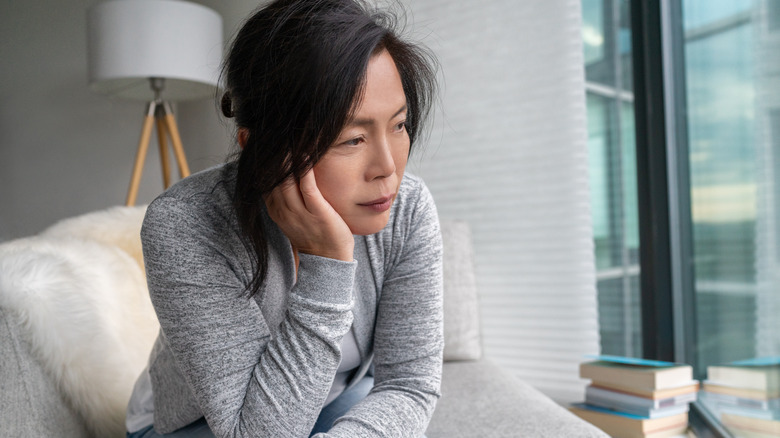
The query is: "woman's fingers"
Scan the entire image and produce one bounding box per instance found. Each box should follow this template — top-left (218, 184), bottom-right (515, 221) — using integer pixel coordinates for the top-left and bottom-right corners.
top-left (263, 169), bottom-right (354, 261)
top-left (298, 169), bottom-right (328, 215)
top-left (271, 169), bottom-right (329, 218)
top-left (276, 175), bottom-right (304, 211)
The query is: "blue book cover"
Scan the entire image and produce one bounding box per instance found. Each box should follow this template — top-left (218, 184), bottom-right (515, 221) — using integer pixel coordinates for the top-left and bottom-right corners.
top-left (585, 355), bottom-right (686, 368)
top-left (571, 402), bottom-right (656, 420)
top-left (730, 357), bottom-right (780, 367)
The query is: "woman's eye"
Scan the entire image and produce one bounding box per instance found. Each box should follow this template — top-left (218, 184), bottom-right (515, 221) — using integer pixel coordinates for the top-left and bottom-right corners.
top-left (394, 121), bottom-right (407, 132)
top-left (343, 137), bottom-right (363, 146)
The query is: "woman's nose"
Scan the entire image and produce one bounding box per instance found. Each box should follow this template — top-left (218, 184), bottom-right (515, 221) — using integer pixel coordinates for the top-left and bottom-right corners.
top-left (368, 137), bottom-right (396, 181)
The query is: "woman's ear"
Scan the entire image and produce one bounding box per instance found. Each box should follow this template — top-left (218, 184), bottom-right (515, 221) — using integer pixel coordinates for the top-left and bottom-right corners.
top-left (238, 128), bottom-right (249, 150)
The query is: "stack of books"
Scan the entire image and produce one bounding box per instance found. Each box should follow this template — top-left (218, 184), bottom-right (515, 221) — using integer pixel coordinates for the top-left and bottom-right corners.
top-left (570, 355), bottom-right (698, 438)
top-left (700, 357), bottom-right (780, 437)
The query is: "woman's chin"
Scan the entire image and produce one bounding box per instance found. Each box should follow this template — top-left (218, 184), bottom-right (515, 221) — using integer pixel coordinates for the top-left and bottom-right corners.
top-left (345, 214), bottom-right (391, 236)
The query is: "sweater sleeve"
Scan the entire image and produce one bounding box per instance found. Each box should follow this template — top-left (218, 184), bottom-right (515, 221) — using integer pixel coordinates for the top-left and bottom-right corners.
top-left (142, 196), bottom-right (356, 438)
top-left (319, 182), bottom-right (445, 437)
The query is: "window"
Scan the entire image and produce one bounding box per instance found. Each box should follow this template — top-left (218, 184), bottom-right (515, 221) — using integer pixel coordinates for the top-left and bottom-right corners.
top-left (586, 0), bottom-right (780, 434)
top-left (684, 0), bottom-right (758, 373)
top-left (583, 0), bottom-right (643, 358)
top-left (684, 0), bottom-right (780, 434)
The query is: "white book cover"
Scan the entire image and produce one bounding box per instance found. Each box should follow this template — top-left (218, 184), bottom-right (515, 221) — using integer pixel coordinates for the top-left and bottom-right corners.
top-left (707, 358), bottom-right (780, 392)
top-left (583, 399), bottom-right (689, 419)
top-left (585, 386), bottom-right (694, 418)
top-left (699, 390), bottom-right (780, 412)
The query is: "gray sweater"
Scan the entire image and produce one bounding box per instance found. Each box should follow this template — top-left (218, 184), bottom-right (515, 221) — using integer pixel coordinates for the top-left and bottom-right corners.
top-left (140, 163), bottom-right (444, 437)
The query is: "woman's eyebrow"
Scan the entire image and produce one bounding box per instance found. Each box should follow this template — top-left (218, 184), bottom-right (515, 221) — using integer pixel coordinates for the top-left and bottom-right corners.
top-left (348, 104), bottom-right (408, 127)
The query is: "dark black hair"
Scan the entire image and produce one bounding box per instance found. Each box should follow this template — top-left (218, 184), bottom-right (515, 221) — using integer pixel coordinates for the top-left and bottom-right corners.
top-left (221, 0), bottom-right (438, 296)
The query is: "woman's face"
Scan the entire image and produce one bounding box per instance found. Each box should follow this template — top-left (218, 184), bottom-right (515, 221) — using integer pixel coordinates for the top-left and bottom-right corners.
top-left (313, 50), bottom-right (410, 236)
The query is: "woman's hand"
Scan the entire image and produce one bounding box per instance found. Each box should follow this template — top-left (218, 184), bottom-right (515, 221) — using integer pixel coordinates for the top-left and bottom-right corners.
top-left (264, 169), bottom-right (354, 262)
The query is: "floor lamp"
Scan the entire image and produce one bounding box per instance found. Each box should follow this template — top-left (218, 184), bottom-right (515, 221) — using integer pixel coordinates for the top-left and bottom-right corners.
top-left (86, 0), bottom-right (223, 206)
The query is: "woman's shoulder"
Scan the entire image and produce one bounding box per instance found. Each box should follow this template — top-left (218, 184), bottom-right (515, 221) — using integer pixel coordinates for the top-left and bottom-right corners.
top-left (392, 172), bottom-right (436, 224)
top-left (363, 173), bottom-right (440, 275)
top-left (398, 172), bottom-right (425, 193)
top-left (143, 162), bottom-right (238, 235)
top-left (154, 162), bottom-right (236, 205)
top-left (369, 172), bottom-right (438, 252)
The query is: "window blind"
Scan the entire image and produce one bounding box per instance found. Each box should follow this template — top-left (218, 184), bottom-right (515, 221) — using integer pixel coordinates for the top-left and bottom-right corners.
top-left (405, 0), bottom-right (600, 404)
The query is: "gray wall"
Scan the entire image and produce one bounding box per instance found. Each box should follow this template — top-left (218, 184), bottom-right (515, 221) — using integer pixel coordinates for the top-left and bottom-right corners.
top-left (0, 0), bottom-right (261, 241)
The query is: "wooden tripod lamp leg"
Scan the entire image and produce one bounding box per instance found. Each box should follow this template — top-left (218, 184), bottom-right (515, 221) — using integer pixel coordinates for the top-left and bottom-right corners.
top-left (156, 114), bottom-right (172, 189)
top-left (126, 102), bottom-right (157, 206)
top-left (161, 102), bottom-right (191, 179)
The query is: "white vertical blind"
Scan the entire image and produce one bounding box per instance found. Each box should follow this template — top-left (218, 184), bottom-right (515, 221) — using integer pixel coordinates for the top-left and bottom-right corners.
top-left (405, 0), bottom-right (600, 403)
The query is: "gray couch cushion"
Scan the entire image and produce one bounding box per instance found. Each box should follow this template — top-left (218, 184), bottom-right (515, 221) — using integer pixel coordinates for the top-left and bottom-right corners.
top-left (440, 221), bottom-right (482, 361)
top-left (0, 306), bottom-right (90, 437)
top-left (426, 360), bottom-right (608, 437)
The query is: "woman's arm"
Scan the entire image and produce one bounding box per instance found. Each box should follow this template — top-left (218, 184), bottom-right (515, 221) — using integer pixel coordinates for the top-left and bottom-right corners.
top-left (321, 181), bottom-right (444, 437)
top-left (143, 195), bottom-right (356, 438)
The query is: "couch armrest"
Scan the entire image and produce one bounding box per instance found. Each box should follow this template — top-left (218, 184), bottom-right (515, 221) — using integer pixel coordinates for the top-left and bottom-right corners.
top-left (426, 360), bottom-right (608, 438)
top-left (0, 307), bottom-right (90, 437)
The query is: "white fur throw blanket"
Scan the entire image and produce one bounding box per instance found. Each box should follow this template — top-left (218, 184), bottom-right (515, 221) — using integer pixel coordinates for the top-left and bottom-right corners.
top-left (0, 206), bottom-right (158, 438)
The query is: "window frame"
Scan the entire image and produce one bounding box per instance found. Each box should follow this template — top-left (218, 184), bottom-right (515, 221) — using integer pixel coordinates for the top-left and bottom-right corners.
top-left (629, 0), bottom-right (732, 436)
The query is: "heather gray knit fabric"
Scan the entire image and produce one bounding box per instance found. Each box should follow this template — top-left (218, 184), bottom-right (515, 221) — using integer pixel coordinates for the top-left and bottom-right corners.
top-left (139, 163), bottom-right (443, 438)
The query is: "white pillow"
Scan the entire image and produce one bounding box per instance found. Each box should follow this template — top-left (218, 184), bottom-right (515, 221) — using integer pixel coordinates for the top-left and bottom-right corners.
top-left (440, 220), bottom-right (482, 361)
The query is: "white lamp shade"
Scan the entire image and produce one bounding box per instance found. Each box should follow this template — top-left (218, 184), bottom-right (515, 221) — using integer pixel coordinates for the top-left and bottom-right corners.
top-left (87, 0), bottom-right (223, 101)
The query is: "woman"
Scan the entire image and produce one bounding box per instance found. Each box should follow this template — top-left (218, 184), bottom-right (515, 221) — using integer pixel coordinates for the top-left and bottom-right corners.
top-left (125, 0), bottom-right (443, 437)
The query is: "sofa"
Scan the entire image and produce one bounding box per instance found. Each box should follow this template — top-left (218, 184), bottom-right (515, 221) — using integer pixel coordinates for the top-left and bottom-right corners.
top-left (0, 206), bottom-right (607, 437)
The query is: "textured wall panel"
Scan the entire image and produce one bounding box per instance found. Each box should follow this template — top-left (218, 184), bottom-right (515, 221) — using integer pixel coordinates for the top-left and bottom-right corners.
top-left (405, 0), bottom-right (599, 403)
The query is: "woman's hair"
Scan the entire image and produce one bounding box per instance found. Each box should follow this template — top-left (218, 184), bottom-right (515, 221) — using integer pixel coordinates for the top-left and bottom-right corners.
top-left (221, 0), bottom-right (438, 297)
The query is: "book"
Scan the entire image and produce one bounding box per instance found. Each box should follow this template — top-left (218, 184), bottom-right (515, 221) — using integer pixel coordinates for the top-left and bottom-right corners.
top-left (699, 389), bottom-right (780, 412)
top-left (720, 425), bottom-right (778, 438)
top-left (642, 429), bottom-right (690, 438)
top-left (708, 362), bottom-right (780, 392)
top-left (585, 398), bottom-right (689, 420)
top-left (585, 385), bottom-right (694, 418)
top-left (580, 356), bottom-right (694, 390)
top-left (591, 381), bottom-right (700, 400)
top-left (569, 403), bottom-right (688, 438)
top-left (699, 391), bottom-right (780, 423)
top-left (718, 405), bottom-right (780, 422)
top-left (703, 381), bottom-right (780, 401)
top-left (721, 412), bottom-right (780, 435)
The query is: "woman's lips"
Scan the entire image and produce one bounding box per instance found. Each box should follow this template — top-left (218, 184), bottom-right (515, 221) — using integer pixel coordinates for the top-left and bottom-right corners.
top-left (358, 195), bottom-right (394, 212)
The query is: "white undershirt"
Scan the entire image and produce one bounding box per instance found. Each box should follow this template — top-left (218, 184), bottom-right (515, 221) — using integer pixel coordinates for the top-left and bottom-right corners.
top-left (323, 328), bottom-right (362, 406)
top-left (126, 328), bottom-right (363, 432)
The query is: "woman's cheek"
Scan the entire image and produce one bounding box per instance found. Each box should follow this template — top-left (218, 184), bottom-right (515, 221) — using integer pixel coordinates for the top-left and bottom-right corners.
top-left (313, 163), bottom-right (348, 206)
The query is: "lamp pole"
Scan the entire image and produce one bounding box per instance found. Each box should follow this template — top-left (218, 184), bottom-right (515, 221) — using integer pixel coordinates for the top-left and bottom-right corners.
top-left (125, 78), bottom-right (191, 206)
